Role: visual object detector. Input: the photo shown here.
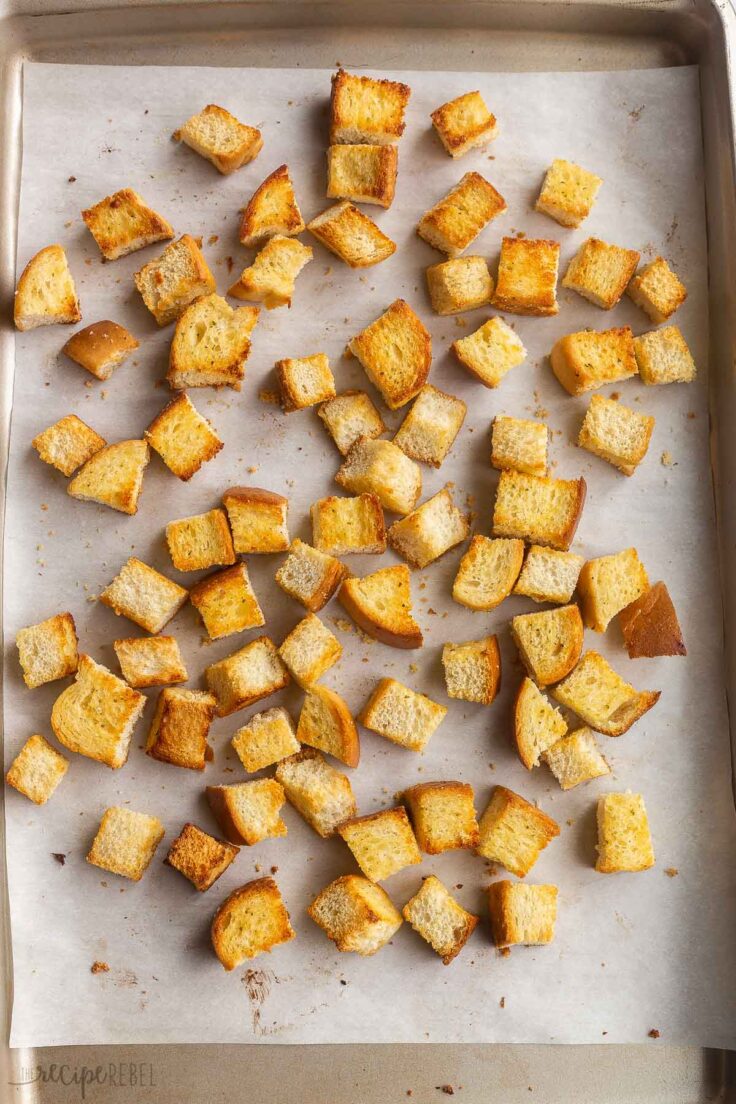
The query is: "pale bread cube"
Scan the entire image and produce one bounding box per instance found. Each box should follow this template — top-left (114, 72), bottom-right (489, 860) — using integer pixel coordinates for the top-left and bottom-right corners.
top-left (81, 188), bottom-right (173, 259)
top-left (452, 535), bottom-right (524, 611)
top-left (205, 636), bottom-right (289, 717)
top-left (279, 613), bottom-right (342, 688)
top-left (146, 687), bottom-right (217, 771)
top-left (403, 875), bottom-right (478, 964)
top-left (275, 538), bottom-right (348, 612)
top-left (578, 394), bottom-right (655, 476)
top-left (488, 882), bottom-right (558, 946)
top-left (297, 685), bottom-right (359, 767)
top-left (67, 439), bottom-right (150, 515)
top-left (493, 470), bottom-right (586, 551)
top-left (552, 651), bottom-right (660, 737)
top-left (511, 604), bottom-right (583, 687)
top-left (535, 159), bottom-right (602, 228)
top-left (330, 69), bottom-right (410, 145)
top-left (174, 103), bottom-right (262, 174)
top-left (430, 91), bottom-right (498, 158)
top-left (628, 256), bottom-right (687, 323)
top-left (426, 256), bottom-right (494, 315)
top-left (477, 785), bottom-right (559, 876)
top-left (348, 299), bottom-right (432, 410)
top-left (514, 677), bottom-right (568, 770)
top-left (14, 244), bottom-right (81, 331)
top-left (100, 557), bottom-right (188, 634)
top-left (113, 635), bottom-right (188, 689)
top-left (418, 172), bottom-right (507, 257)
top-left (393, 384), bottom-right (466, 468)
top-left (441, 637), bottom-right (501, 705)
top-left (562, 237), bottom-right (640, 309)
top-left (228, 235), bottom-right (313, 309)
top-left (309, 875), bottom-right (403, 956)
top-left (633, 325), bottom-right (696, 385)
top-left (134, 235), bottom-right (216, 326)
top-left (491, 415), bottom-right (548, 477)
top-left (403, 781), bottom-right (479, 854)
top-left (231, 707), bottom-right (300, 773)
top-left (317, 390), bottom-right (385, 456)
top-left (326, 144), bottom-right (397, 207)
top-left (596, 792), bottom-right (655, 873)
top-left (578, 547), bottom-right (649, 632)
top-left (87, 806), bottom-right (164, 881)
top-left (360, 678), bottom-right (446, 753)
top-left (223, 486), bottom-right (289, 554)
top-left (452, 316), bottom-right (526, 389)
top-left (165, 822), bottom-right (238, 892)
top-left (239, 164), bottom-right (304, 246)
top-left (32, 415), bottom-right (106, 476)
top-left (336, 436), bottom-right (422, 515)
top-left (339, 564), bottom-right (423, 649)
top-left (145, 393), bottom-right (222, 480)
top-left (311, 493), bottom-right (386, 555)
top-left (51, 654), bottom-right (145, 768)
top-left (551, 326), bottom-right (638, 395)
top-left (542, 727), bottom-right (610, 790)
top-left (168, 293), bottom-right (259, 391)
top-left (277, 353), bottom-right (336, 411)
top-left (16, 612), bottom-right (78, 689)
top-left (5, 734), bottom-right (68, 805)
top-left (212, 878), bottom-right (294, 969)
top-left (206, 779), bottom-right (287, 845)
top-left (307, 201), bottom-right (396, 268)
top-left (166, 508), bottom-right (236, 572)
top-left (619, 581), bottom-right (686, 659)
top-left (388, 488), bottom-right (469, 569)
top-left (62, 320), bottom-right (139, 381)
top-left (337, 806), bottom-right (421, 881)
top-left (189, 563), bottom-right (265, 641)
top-left (514, 546), bottom-right (584, 605)
top-left (275, 747), bottom-right (356, 837)
top-left (493, 237), bottom-right (560, 316)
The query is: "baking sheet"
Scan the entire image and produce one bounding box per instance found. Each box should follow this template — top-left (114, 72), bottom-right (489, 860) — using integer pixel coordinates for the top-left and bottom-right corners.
top-left (5, 60), bottom-right (736, 1048)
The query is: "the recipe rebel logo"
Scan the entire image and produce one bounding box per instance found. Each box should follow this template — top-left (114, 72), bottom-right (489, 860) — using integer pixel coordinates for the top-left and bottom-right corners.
top-left (10, 1061), bottom-right (157, 1100)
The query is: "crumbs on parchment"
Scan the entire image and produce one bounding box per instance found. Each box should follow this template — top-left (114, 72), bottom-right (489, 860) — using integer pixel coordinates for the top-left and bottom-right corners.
top-left (52, 852), bottom-right (67, 865)
top-left (91, 961), bottom-right (109, 974)
top-left (648, 1028), bottom-right (661, 1039)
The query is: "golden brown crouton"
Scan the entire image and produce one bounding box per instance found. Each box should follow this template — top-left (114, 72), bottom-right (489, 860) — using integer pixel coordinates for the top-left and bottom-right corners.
top-left (228, 235), bottom-right (313, 309)
top-left (308, 874), bottom-right (402, 955)
top-left (205, 636), bottom-right (289, 717)
top-left (627, 256), bottom-right (687, 323)
top-left (206, 779), bottom-right (287, 845)
top-left (166, 508), bottom-right (236, 572)
top-left (550, 326), bottom-right (638, 395)
top-left (388, 488), bottom-right (469, 569)
top-left (393, 384), bottom-right (466, 468)
top-left (442, 637), bottom-right (501, 705)
top-left (403, 875), bottom-right (478, 964)
top-left (297, 684), bottom-right (360, 767)
top-left (145, 393), bottom-right (223, 480)
top-left (165, 822), bottom-right (239, 891)
top-left (67, 439), bottom-right (150, 515)
top-left (317, 389), bottom-right (385, 456)
top-left (339, 565), bottom-right (423, 648)
top-left (275, 538), bottom-right (348, 612)
top-left (491, 415), bottom-right (548, 477)
top-left (223, 486), bottom-right (289, 554)
top-left (32, 415), bottom-right (105, 478)
top-left (189, 562), bottom-right (265, 641)
top-left (578, 547), bottom-right (649, 632)
top-left (100, 556), bottom-right (188, 634)
top-left (418, 172), bottom-right (507, 257)
top-left (493, 237), bottom-right (560, 316)
top-left (426, 256), bottom-right (494, 315)
top-left (619, 581), bottom-right (686, 659)
top-left (513, 546), bottom-right (584, 605)
top-left (14, 245), bottom-right (81, 331)
top-left (62, 320), bottom-right (139, 381)
top-left (134, 235), bottom-right (216, 326)
top-left (168, 293), bottom-right (259, 391)
top-left (174, 103), bottom-right (263, 174)
top-left (578, 394), bottom-right (655, 476)
top-left (113, 635), bottom-right (188, 689)
top-left (87, 807), bottom-right (164, 881)
top-left (231, 707), bottom-right (300, 773)
top-left (511, 604), bottom-right (584, 687)
top-left (632, 325), bottom-right (696, 385)
top-left (146, 687), bottom-right (217, 770)
top-left (348, 299), bottom-right (432, 410)
top-left (307, 202), bottom-right (396, 267)
top-left (360, 677), bottom-right (446, 752)
top-left (596, 792), bottom-right (655, 873)
top-left (81, 189), bottom-right (173, 260)
top-left (477, 786), bottom-right (560, 876)
top-left (5, 734), bottom-right (69, 805)
top-left (514, 677), bottom-right (568, 770)
top-left (337, 806), bottom-right (421, 881)
top-left (451, 316), bottom-right (526, 389)
top-left (330, 69), bottom-right (410, 145)
top-left (239, 164), bottom-right (305, 247)
top-left (326, 144), bottom-right (398, 207)
top-left (403, 781), bottom-right (479, 854)
top-left (277, 353), bottom-right (336, 411)
top-left (431, 91), bottom-right (498, 158)
top-left (311, 493), bottom-right (386, 556)
top-left (542, 726), bottom-right (610, 790)
top-left (452, 535), bottom-right (524, 611)
top-left (535, 159), bottom-right (603, 228)
top-left (211, 877), bottom-right (294, 969)
top-left (493, 470), bottom-right (586, 551)
top-left (488, 881), bottom-right (558, 946)
top-left (552, 652), bottom-right (660, 736)
top-left (562, 237), bottom-right (640, 309)
top-left (336, 436), bottom-right (422, 515)
top-left (275, 748), bottom-right (356, 837)
top-left (51, 654), bottom-right (145, 768)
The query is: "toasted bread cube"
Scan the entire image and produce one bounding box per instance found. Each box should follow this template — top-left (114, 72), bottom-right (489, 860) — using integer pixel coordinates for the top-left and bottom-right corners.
top-left (488, 882), bottom-right (558, 947)
top-left (562, 237), bottom-right (640, 310)
top-left (175, 103), bottom-right (262, 174)
top-left (348, 299), bottom-right (432, 410)
top-left (493, 237), bottom-right (560, 316)
top-left (491, 415), bottom-right (548, 477)
top-left (388, 488), bottom-right (469, 569)
top-left (189, 563), bottom-right (265, 641)
top-left (166, 508), bottom-right (235, 572)
top-left (206, 779), bottom-right (287, 845)
top-left (431, 90), bottom-right (498, 158)
top-left (477, 786), bottom-right (560, 876)
top-left (403, 875), bottom-right (478, 964)
top-left (297, 685), bottom-right (359, 767)
top-left (442, 637), bottom-right (501, 705)
top-left (228, 235), bottom-right (313, 310)
top-left (205, 636), bottom-right (289, 717)
top-left (326, 144), bottom-right (397, 207)
top-left (82, 189), bottom-right (173, 260)
top-left (493, 470), bottom-right (586, 551)
top-left (317, 390), bottom-right (385, 455)
top-left (275, 538), bottom-right (348, 612)
top-left (542, 727), bottom-right (610, 790)
top-left (231, 707), bottom-right (300, 773)
top-left (551, 326), bottom-right (638, 396)
top-left (452, 535), bottom-right (524, 611)
top-left (418, 172), bottom-right (507, 257)
top-left (511, 604), bottom-right (584, 687)
top-left (16, 612), bottom-right (78, 688)
top-left (514, 546), bottom-right (584, 605)
top-left (619, 581), bottom-right (686, 659)
top-left (337, 807), bottom-right (421, 881)
top-left (552, 651), bottom-right (660, 736)
top-left (100, 557), bottom-right (188, 634)
top-left (426, 256), bottom-right (494, 315)
top-left (535, 159), bottom-right (602, 228)
top-left (6, 734), bottom-right (68, 805)
top-left (51, 654), bottom-right (145, 768)
top-left (403, 781), bottom-right (478, 853)
top-left (165, 823), bottom-right (238, 891)
top-left (146, 687), bottom-right (216, 770)
top-left (393, 384), bottom-right (466, 469)
top-left (308, 874), bottom-right (402, 955)
top-left (336, 437), bottom-right (422, 515)
top-left (452, 316), bottom-right (526, 389)
top-left (307, 202), bottom-right (396, 268)
top-left (223, 487), bottom-right (289, 554)
top-left (627, 256), bottom-right (687, 323)
top-left (87, 806), bottom-right (164, 881)
top-left (68, 439), bottom-right (150, 515)
top-left (113, 635), bottom-right (187, 689)
top-left (596, 792), bottom-right (655, 873)
top-left (578, 395), bottom-right (655, 476)
top-left (330, 69), bottom-right (410, 145)
top-left (134, 235), bottom-right (216, 327)
top-left (339, 565), bottom-right (423, 649)
top-left (277, 353), bottom-right (336, 411)
top-left (360, 678), bottom-right (446, 752)
top-left (15, 244), bottom-right (81, 331)
top-left (62, 321), bottom-right (139, 381)
top-left (279, 614), bottom-right (343, 688)
top-left (578, 548), bottom-right (649, 632)
top-left (276, 747), bottom-right (356, 836)
top-left (633, 325), bottom-right (696, 385)
top-left (168, 293), bottom-right (259, 391)
top-left (311, 493), bottom-right (386, 556)
top-left (514, 677), bottom-right (568, 770)
top-left (239, 164), bottom-right (304, 246)
top-left (144, 393), bottom-right (222, 480)
top-left (212, 877), bottom-right (294, 969)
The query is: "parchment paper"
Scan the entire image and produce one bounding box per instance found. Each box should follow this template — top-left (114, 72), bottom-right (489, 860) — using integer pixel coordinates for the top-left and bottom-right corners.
top-left (5, 61), bottom-right (736, 1048)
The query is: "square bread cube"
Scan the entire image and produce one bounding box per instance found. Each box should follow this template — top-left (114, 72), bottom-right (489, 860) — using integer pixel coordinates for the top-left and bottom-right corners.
top-left (311, 493), bottom-right (386, 556)
top-left (16, 612), bottom-right (78, 689)
top-left (174, 103), bottom-right (263, 174)
top-left (326, 144), bottom-right (398, 207)
top-left (113, 635), bottom-right (188, 689)
top-left (275, 748), bottom-right (356, 837)
top-left (205, 636), bottom-right (290, 717)
top-left (491, 415), bottom-right (548, 477)
top-left (144, 393), bottom-right (222, 480)
top-left (134, 234), bottom-right (216, 326)
top-left (360, 677), bottom-right (446, 752)
top-left (452, 535), bottom-right (525, 611)
top-left (277, 353), bottom-right (336, 412)
top-left (633, 325), bottom-right (696, 385)
top-left (211, 877), bottom-right (294, 969)
top-left (418, 172), bottom-right (507, 257)
top-left (168, 293), bottom-right (259, 391)
top-left (165, 822), bottom-right (239, 891)
top-left (337, 807), bottom-right (421, 881)
top-left (228, 235), bottom-right (313, 310)
top-left (278, 613), bottom-right (342, 688)
top-left (514, 677), bottom-right (568, 770)
top-left (578, 395), bottom-right (654, 476)
top-left (317, 389), bottom-right (385, 456)
top-left (81, 188), bottom-right (173, 260)
top-left (6, 734), bottom-right (68, 805)
top-left (596, 792), bottom-right (655, 873)
top-left (231, 706), bottom-right (300, 773)
top-left (426, 256), bottom-right (494, 315)
top-left (488, 881), bottom-right (558, 946)
top-left (562, 237), bottom-right (640, 309)
top-left (100, 557), bottom-right (188, 634)
top-left (51, 654), bottom-right (145, 768)
top-left (403, 781), bottom-right (479, 854)
top-left (627, 256), bottom-right (687, 323)
top-left (307, 202), bottom-right (396, 268)
top-left (239, 164), bottom-right (305, 247)
top-left (493, 470), bottom-right (586, 551)
top-left (166, 508), bottom-right (236, 572)
top-left (67, 439), bottom-right (150, 516)
top-left (393, 384), bottom-right (466, 469)
top-left (388, 488), bottom-right (469, 570)
top-left (336, 437), bottom-right (422, 515)
top-left (477, 785), bottom-right (560, 875)
top-left (442, 637), bottom-right (501, 705)
top-left (514, 545), bottom-right (584, 605)
top-left (145, 687), bottom-right (217, 770)
top-left (222, 486), bottom-right (289, 554)
top-left (62, 320), bottom-right (139, 381)
top-left (403, 875), bottom-right (479, 964)
top-left (578, 547), bottom-right (649, 632)
top-left (275, 538), bottom-right (349, 612)
top-left (87, 806), bottom-right (165, 881)
top-left (452, 316), bottom-right (526, 389)
top-left (551, 326), bottom-right (638, 396)
top-left (493, 237), bottom-right (560, 316)
top-left (206, 779), bottom-right (287, 845)
top-left (511, 604), bottom-right (583, 687)
top-left (619, 580), bottom-right (686, 659)
top-left (348, 299), bottom-right (432, 410)
top-left (32, 414), bottom-right (106, 476)
top-left (14, 244), bottom-right (80, 331)
top-left (338, 564), bottom-right (423, 649)
top-left (296, 685), bottom-right (359, 768)
top-left (431, 90), bottom-right (498, 158)
top-left (535, 159), bottom-right (603, 228)
top-left (330, 69), bottom-right (411, 145)
top-left (542, 726), bottom-right (610, 790)
top-left (552, 651), bottom-right (660, 737)
top-left (189, 563), bottom-right (265, 641)
top-left (308, 874), bottom-right (402, 955)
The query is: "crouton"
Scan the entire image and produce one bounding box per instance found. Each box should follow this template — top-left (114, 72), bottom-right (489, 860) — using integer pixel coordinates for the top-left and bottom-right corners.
top-left (627, 256), bottom-right (687, 323)
top-left (388, 488), bottom-right (469, 569)
top-left (360, 677), bottom-right (446, 752)
top-left (326, 144), bottom-right (397, 207)
top-left (633, 325), bottom-right (696, 385)
top-left (596, 792), bottom-right (655, 873)
top-left (205, 636), bottom-right (289, 717)
top-left (578, 547), bottom-right (649, 632)
top-left (146, 687), bottom-right (216, 770)
top-left (348, 299), bottom-right (432, 410)
top-left (81, 189), bottom-right (173, 260)
top-left (337, 806), bottom-right (421, 881)
top-left (542, 726), bottom-right (610, 790)
top-left (239, 164), bottom-right (305, 247)
top-left (62, 321), bottom-right (139, 381)
top-left (297, 685), bottom-right (360, 767)
top-left (441, 637), bottom-right (501, 705)
top-left (418, 172), bottom-right (507, 257)
top-left (277, 353), bottom-right (336, 411)
top-left (100, 557), bottom-right (188, 634)
top-left (487, 881), bottom-right (558, 946)
top-left (231, 706), bottom-right (300, 773)
top-left (165, 823), bottom-right (238, 891)
top-left (275, 747), bottom-right (356, 837)
top-left (426, 256), bottom-right (494, 315)
top-left (514, 546), bottom-right (584, 605)
top-left (452, 535), bottom-right (524, 611)
top-left (278, 613), bottom-right (343, 688)
top-left (212, 877), bottom-right (294, 969)
top-left (514, 677), bottom-right (568, 770)
top-left (16, 612), bottom-right (78, 689)
top-left (168, 293), bottom-right (259, 391)
top-left (174, 103), bottom-right (262, 174)
top-left (134, 235), bottom-right (216, 326)
top-left (403, 781), bottom-right (478, 853)
top-left (330, 69), bottom-right (410, 144)
top-left (51, 654), bottom-right (145, 768)
top-left (206, 779), bottom-right (287, 845)
top-left (228, 235), bottom-right (313, 309)
top-left (550, 326), bottom-right (638, 396)
top-left (491, 415), bottom-right (548, 477)
top-left (14, 245), bottom-right (81, 331)
top-left (311, 493), bottom-right (386, 556)
top-left (5, 734), bottom-right (69, 805)
top-left (308, 874), bottom-right (402, 955)
top-left (317, 390), bottom-right (385, 455)
top-left (307, 202), bottom-right (396, 267)
top-left (477, 785), bottom-right (560, 875)
top-left (492, 237), bottom-right (560, 316)
top-left (535, 159), bottom-right (603, 228)
top-left (275, 538), bottom-right (348, 612)
top-left (619, 581), bottom-right (686, 659)
top-left (511, 604), bottom-right (584, 687)
top-left (189, 562), bottom-right (265, 641)
top-left (67, 439), bottom-right (149, 515)
top-left (87, 807), bottom-right (164, 881)
top-left (562, 237), bottom-right (640, 309)
top-left (451, 316), bottom-right (526, 389)
top-left (339, 565), bottom-right (423, 648)
top-left (403, 875), bottom-right (478, 964)
top-left (223, 486), bottom-right (289, 554)
top-left (578, 394), bottom-right (654, 476)
top-left (336, 437), bottom-right (422, 515)
top-left (113, 635), bottom-right (188, 689)
top-left (430, 90), bottom-right (498, 158)
top-left (144, 392), bottom-right (223, 481)
top-left (393, 384), bottom-right (466, 469)
top-left (493, 470), bottom-right (586, 551)
top-left (552, 651), bottom-right (660, 736)
top-left (165, 508), bottom-right (236, 572)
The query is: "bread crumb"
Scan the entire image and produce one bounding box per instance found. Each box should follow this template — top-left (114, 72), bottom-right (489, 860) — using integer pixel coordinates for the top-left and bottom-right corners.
top-left (91, 961), bottom-right (109, 974)
top-left (438, 1087), bottom-right (454, 1096)
top-left (499, 946), bottom-right (510, 957)
top-left (52, 852), bottom-right (67, 865)
top-left (454, 317), bottom-right (467, 328)
top-left (247, 465), bottom-right (259, 474)
top-left (409, 663), bottom-right (418, 673)
top-left (609, 391), bottom-right (620, 400)
top-left (661, 450), bottom-right (675, 467)
top-left (208, 235), bottom-right (219, 245)
top-left (500, 996), bottom-right (505, 1008)
top-left (259, 389), bottom-right (281, 404)
top-left (665, 867), bottom-right (679, 877)
top-left (648, 1028), bottom-right (661, 1039)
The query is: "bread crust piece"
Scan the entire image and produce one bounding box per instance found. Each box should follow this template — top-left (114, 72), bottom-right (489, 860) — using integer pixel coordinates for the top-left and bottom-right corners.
top-left (223, 486), bottom-right (289, 554)
top-left (417, 172), bottom-right (507, 257)
top-left (275, 748), bottom-right (357, 837)
top-left (426, 256), bottom-right (494, 315)
top-left (431, 91), bottom-right (498, 158)
top-left (232, 707), bottom-right (300, 773)
top-left (627, 256), bottom-right (687, 323)
top-left (113, 635), bottom-right (188, 689)
top-left (100, 556), bottom-right (189, 634)
top-left (16, 611), bottom-right (79, 689)
top-left (81, 188), bottom-right (173, 260)
top-left (535, 159), bottom-right (603, 228)
top-left (339, 565), bottom-right (423, 648)
top-left (393, 384), bottom-right (466, 469)
top-left (402, 875), bottom-right (479, 964)
top-left (51, 654), bottom-right (146, 768)
top-left (337, 807), bottom-right (421, 882)
top-left (166, 508), bottom-right (236, 572)
top-left (452, 316), bottom-right (526, 389)
top-left (211, 877), bottom-right (295, 970)
top-left (14, 244), bottom-right (81, 331)
top-left (513, 546), bottom-right (584, 606)
top-left (165, 823), bottom-right (239, 891)
top-left (491, 415), bottom-right (548, 478)
top-left (168, 294), bottom-right (259, 391)
top-left (552, 651), bottom-right (660, 737)
top-left (492, 470), bottom-right (586, 552)
top-left (487, 881), bottom-right (558, 946)
top-left (277, 353), bottom-right (336, 412)
top-left (275, 538), bottom-right (349, 612)
top-left (336, 436), bottom-right (422, 515)
top-left (68, 439), bottom-right (150, 515)
top-left (511, 604), bottom-right (584, 687)
top-left (578, 394), bottom-right (655, 476)
top-left (239, 164), bottom-right (305, 247)
top-left (562, 237), bottom-right (640, 310)
top-left (514, 677), bottom-right (568, 770)
top-left (619, 581), bottom-right (686, 659)
top-left (550, 327), bottom-right (638, 396)
top-left (87, 807), bottom-right (165, 881)
top-left (492, 237), bottom-right (560, 316)
top-left (441, 637), bottom-right (501, 705)
top-left (311, 493), bottom-right (387, 556)
top-left (326, 144), bottom-right (398, 208)
top-left (205, 636), bottom-right (290, 717)
top-left (134, 235), bottom-right (216, 326)
top-left (577, 547), bottom-right (649, 632)
top-left (206, 779), bottom-right (287, 845)
top-left (632, 325), bottom-right (697, 385)
top-left (297, 685), bottom-right (360, 767)
top-left (5, 734), bottom-right (69, 805)
top-left (387, 488), bottom-right (470, 570)
top-left (145, 393), bottom-right (223, 480)
top-left (145, 687), bottom-right (217, 770)
top-left (308, 874), bottom-right (403, 955)
top-left (174, 103), bottom-right (263, 175)
top-left (330, 69), bottom-right (411, 145)
top-left (227, 235), bottom-right (313, 309)
top-left (32, 415), bottom-right (106, 477)
top-left (348, 299), bottom-right (432, 410)
top-left (452, 535), bottom-right (525, 612)
top-left (477, 787), bottom-right (560, 876)
top-left (189, 562), bottom-right (265, 641)
top-left (359, 677), bottom-right (447, 753)
top-left (62, 321), bottom-right (139, 381)
top-left (403, 781), bottom-right (479, 854)
top-left (307, 202), bottom-right (397, 268)
top-left (317, 389), bottom-right (386, 456)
